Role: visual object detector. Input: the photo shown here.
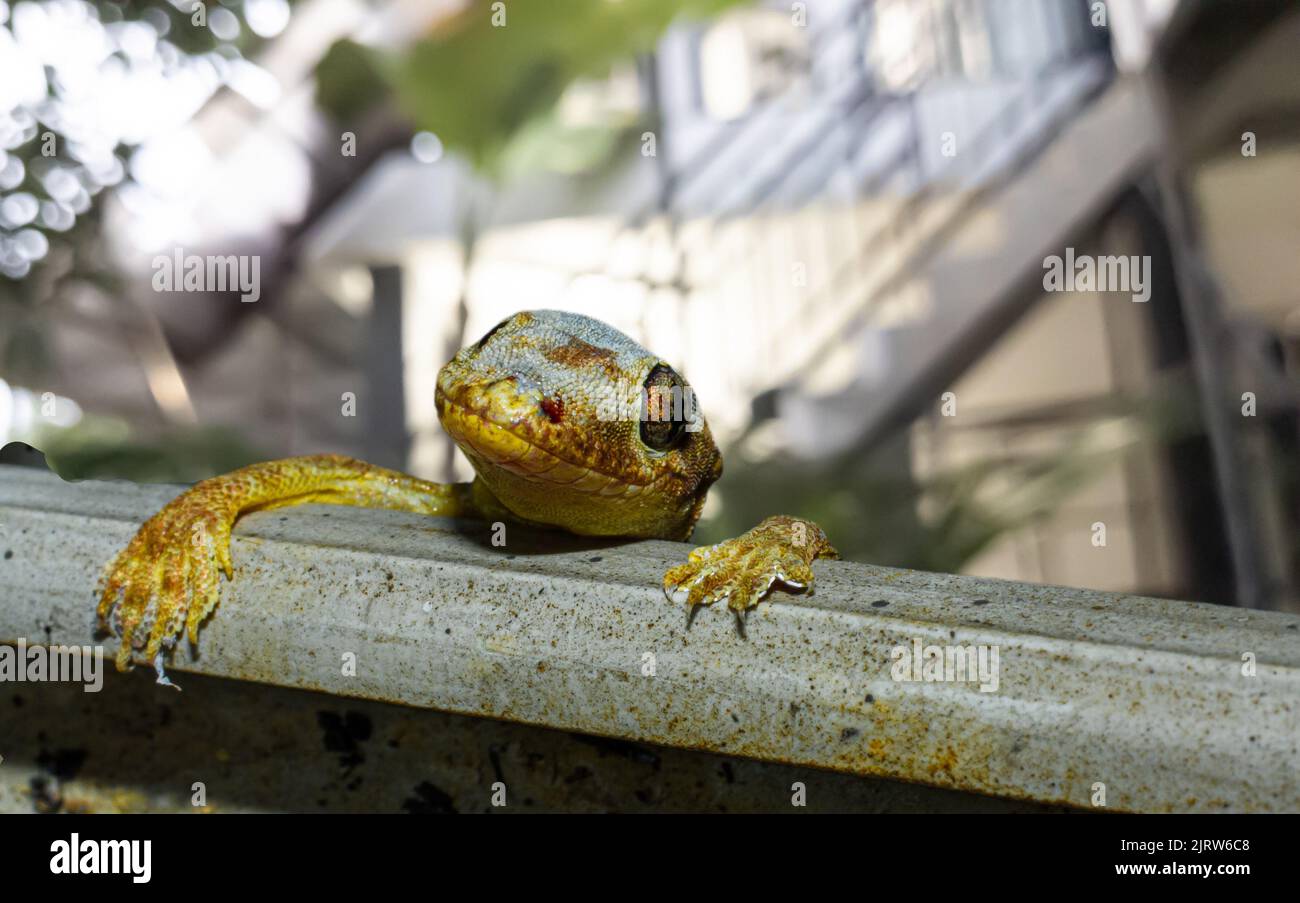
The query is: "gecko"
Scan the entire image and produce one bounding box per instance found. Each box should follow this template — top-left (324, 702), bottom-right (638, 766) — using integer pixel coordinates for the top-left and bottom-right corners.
top-left (97, 310), bottom-right (838, 681)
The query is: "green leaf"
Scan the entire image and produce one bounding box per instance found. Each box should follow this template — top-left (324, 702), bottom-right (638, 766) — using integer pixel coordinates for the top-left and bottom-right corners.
top-left (315, 0), bottom-right (749, 177)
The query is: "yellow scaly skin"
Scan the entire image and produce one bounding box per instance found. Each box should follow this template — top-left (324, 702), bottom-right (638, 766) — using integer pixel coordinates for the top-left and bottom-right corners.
top-left (98, 310), bottom-right (838, 680)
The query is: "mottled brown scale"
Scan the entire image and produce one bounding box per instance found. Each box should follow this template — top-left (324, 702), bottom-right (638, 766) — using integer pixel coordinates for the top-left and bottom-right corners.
top-left (97, 309), bottom-right (835, 681)
top-left (542, 335), bottom-right (623, 379)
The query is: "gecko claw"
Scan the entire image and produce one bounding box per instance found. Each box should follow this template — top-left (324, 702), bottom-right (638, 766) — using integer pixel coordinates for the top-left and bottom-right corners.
top-left (153, 652), bottom-right (182, 691)
top-left (685, 602), bottom-right (703, 632)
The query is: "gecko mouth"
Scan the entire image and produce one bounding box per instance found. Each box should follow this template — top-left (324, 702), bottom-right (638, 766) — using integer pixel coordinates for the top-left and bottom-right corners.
top-left (437, 393), bottom-right (649, 499)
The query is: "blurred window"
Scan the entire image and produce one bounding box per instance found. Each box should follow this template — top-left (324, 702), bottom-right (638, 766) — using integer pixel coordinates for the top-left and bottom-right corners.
top-left (868, 0), bottom-right (946, 89)
top-left (698, 8), bottom-right (811, 120)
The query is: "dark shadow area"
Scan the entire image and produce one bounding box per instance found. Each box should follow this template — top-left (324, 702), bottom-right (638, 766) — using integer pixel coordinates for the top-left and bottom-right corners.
top-left (0, 667), bottom-right (1075, 814)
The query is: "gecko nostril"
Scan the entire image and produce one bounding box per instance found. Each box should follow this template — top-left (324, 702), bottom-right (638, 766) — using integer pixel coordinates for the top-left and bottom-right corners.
top-left (539, 396), bottom-right (564, 424)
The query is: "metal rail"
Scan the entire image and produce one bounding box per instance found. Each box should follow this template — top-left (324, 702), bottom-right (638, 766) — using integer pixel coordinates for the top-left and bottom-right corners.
top-left (0, 464), bottom-right (1296, 812)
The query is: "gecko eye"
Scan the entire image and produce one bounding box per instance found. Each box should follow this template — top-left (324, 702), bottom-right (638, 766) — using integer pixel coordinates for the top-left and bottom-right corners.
top-left (640, 364), bottom-right (689, 451)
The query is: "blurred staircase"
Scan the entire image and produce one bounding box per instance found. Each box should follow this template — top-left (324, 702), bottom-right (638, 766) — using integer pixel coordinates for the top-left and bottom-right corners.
top-left (625, 0), bottom-right (1126, 449)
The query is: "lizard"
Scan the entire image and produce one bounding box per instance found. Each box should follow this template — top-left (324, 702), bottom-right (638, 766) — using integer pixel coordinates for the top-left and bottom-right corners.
top-left (97, 309), bottom-right (838, 681)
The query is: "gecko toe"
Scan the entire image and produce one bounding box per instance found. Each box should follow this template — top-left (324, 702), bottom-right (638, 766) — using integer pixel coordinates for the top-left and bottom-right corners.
top-left (663, 516), bottom-right (833, 628)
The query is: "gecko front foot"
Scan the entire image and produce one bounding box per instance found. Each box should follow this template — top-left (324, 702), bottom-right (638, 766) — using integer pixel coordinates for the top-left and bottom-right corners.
top-left (97, 482), bottom-right (237, 680)
top-left (95, 455), bottom-right (471, 683)
top-left (663, 515), bottom-right (838, 626)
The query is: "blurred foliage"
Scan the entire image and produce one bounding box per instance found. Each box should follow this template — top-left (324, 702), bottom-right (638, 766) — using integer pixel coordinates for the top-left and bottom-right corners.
top-left (0, 1), bottom-right (304, 482)
top-left (316, 0), bottom-right (748, 179)
top-left (25, 419), bottom-right (266, 483)
top-left (698, 448), bottom-right (1114, 574)
top-left (0, 0), bottom-right (300, 354)
top-left (696, 405), bottom-right (1170, 574)
top-left (498, 114), bottom-right (638, 179)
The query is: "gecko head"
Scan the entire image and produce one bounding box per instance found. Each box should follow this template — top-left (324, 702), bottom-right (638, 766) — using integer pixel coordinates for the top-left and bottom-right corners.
top-left (435, 310), bottom-right (722, 540)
